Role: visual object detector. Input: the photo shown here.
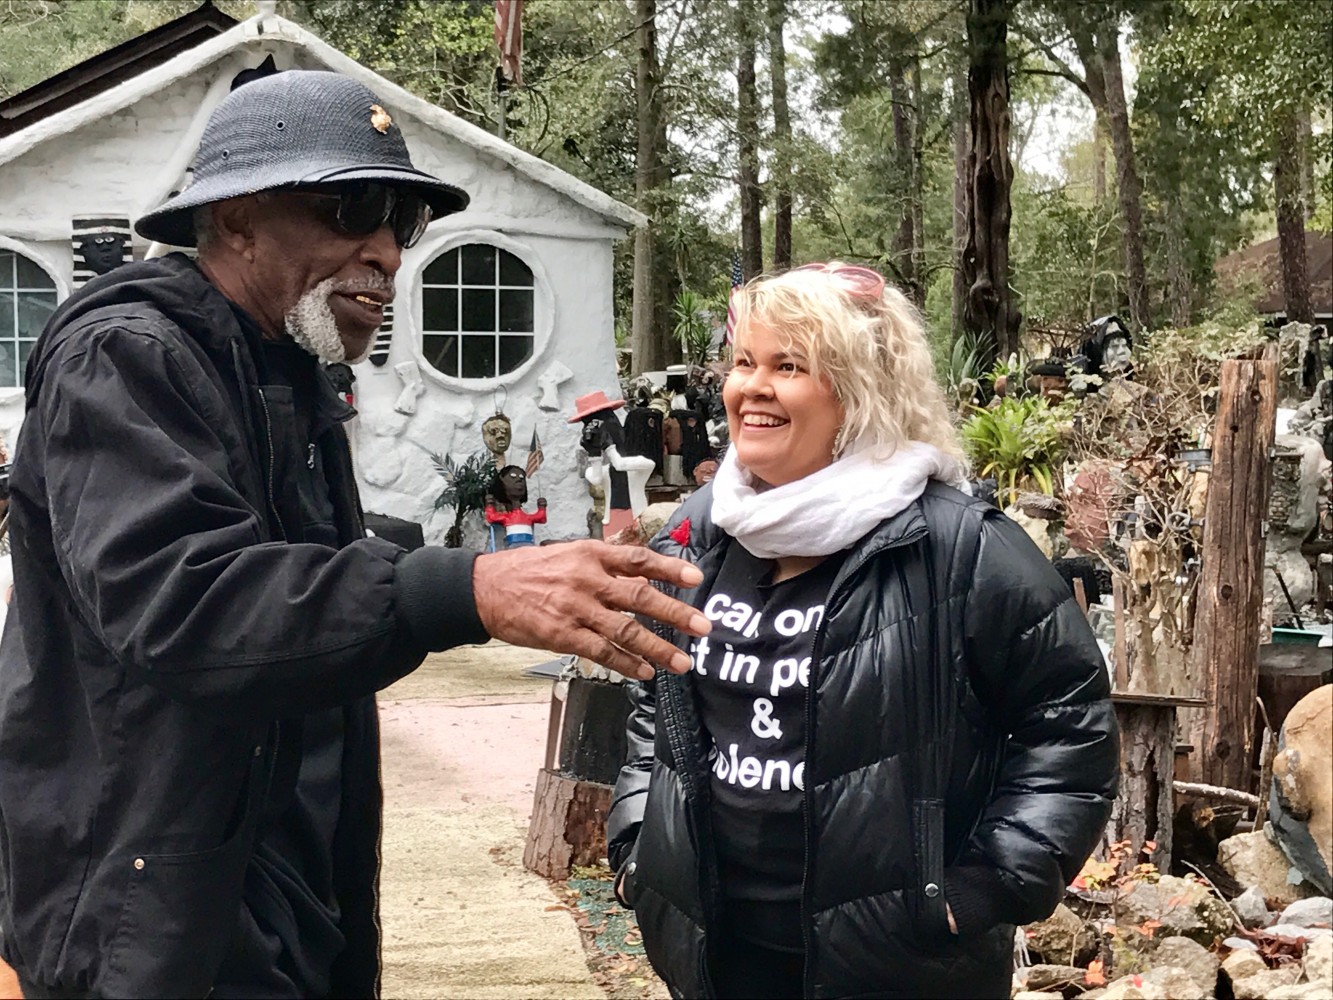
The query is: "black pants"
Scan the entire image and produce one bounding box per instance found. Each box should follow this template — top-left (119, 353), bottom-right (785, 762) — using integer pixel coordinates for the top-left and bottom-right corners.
top-left (709, 926), bottom-right (805, 999)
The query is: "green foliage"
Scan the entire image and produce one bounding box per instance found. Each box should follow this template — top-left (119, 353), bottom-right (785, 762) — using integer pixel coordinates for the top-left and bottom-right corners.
top-left (672, 289), bottom-right (717, 369)
top-left (429, 450), bottom-right (494, 548)
top-left (961, 396), bottom-right (1069, 506)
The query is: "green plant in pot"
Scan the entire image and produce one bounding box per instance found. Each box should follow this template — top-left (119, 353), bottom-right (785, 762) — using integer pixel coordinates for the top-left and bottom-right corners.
top-left (961, 396), bottom-right (1068, 507)
top-left (430, 450), bottom-right (495, 548)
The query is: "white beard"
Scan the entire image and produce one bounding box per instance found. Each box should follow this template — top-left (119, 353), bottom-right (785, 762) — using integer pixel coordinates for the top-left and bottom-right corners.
top-left (285, 278), bottom-right (361, 363)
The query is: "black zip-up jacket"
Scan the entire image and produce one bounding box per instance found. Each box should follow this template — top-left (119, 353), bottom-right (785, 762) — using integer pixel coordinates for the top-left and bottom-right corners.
top-left (0, 255), bottom-right (487, 998)
top-left (607, 483), bottom-right (1118, 999)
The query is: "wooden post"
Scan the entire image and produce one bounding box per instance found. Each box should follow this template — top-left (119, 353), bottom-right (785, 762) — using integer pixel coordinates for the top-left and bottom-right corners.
top-left (1189, 359), bottom-right (1278, 791)
top-left (1104, 692), bottom-right (1206, 873)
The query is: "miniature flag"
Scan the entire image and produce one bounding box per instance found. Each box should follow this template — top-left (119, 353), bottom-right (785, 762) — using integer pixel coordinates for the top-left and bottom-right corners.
top-left (495, 0), bottom-right (524, 87)
top-left (525, 426), bottom-right (543, 477)
top-left (724, 250), bottom-right (743, 345)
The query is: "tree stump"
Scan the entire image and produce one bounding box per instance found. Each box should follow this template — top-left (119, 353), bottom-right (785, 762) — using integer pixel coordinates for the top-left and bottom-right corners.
top-left (1103, 693), bottom-right (1205, 873)
top-left (522, 768), bottom-right (613, 879)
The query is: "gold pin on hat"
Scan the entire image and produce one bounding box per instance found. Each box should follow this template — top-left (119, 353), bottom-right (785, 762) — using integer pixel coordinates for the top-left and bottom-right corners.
top-left (370, 104), bottom-right (392, 134)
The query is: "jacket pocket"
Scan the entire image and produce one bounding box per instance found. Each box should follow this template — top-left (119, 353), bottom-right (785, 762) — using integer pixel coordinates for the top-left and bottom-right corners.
top-left (911, 797), bottom-right (952, 945)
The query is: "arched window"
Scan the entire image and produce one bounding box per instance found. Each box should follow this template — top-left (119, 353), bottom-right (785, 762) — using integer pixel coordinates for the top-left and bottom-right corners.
top-left (421, 243), bottom-right (535, 380)
top-left (0, 249), bottom-right (57, 388)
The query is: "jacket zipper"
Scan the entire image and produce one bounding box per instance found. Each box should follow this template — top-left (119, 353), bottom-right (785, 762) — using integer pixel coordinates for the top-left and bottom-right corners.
top-left (799, 527), bottom-right (927, 997)
top-left (255, 388), bottom-right (287, 543)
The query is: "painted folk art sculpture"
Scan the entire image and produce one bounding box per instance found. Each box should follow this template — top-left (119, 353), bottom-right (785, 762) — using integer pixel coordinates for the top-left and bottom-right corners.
top-left (568, 390), bottom-right (652, 539)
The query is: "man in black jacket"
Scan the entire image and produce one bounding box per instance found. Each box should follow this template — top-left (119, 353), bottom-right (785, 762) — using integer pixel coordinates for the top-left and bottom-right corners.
top-left (0, 70), bottom-right (707, 999)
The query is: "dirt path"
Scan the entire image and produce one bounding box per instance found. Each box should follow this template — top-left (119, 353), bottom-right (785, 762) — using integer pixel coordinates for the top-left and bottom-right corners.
top-left (378, 643), bottom-right (605, 999)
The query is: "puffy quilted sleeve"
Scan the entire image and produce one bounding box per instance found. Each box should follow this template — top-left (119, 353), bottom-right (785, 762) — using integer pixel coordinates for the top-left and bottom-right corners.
top-left (944, 510), bottom-right (1119, 934)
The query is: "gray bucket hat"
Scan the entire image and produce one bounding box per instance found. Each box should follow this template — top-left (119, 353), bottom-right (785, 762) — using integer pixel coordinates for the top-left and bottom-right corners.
top-left (136, 70), bottom-right (469, 247)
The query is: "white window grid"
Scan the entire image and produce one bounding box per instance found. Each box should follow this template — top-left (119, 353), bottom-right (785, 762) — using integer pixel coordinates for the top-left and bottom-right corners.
top-left (420, 245), bottom-right (535, 380)
top-left (0, 250), bottom-right (57, 388)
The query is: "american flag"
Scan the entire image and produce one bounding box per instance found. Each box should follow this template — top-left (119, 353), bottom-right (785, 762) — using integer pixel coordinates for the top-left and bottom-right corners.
top-left (525, 426), bottom-right (544, 477)
top-left (724, 251), bottom-right (742, 345)
top-left (494, 0), bottom-right (524, 87)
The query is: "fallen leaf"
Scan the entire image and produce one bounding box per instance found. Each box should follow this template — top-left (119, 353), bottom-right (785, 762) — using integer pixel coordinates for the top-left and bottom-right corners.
top-left (1137, 918), bottom-right (1162, 939)
top-left (1142, 839), bottom-right (1158, 852)
top-left (1085, 958), bottom-right (1107, 986)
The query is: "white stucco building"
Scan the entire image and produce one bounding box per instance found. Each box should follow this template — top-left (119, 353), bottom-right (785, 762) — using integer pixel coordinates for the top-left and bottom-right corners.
top-left (0, 4), bottom-right (642, 544)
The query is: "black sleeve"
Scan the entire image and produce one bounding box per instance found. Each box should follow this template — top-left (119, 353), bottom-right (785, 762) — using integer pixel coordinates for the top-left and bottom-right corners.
top-left (606, 674), bottom-right (658, 872)
top-left (944, 510), bottom-right (1119, 934)
top-left (38, 325), bottom-right (488, 717)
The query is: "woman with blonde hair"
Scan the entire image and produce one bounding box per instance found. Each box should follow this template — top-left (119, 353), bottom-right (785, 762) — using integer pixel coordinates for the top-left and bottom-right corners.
top-left (607, 263), bottom-right (1117, 999)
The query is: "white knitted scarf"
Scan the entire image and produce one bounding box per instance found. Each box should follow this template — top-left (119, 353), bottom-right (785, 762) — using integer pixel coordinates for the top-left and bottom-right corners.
top-left (710, 439), bottom-right (970, 559)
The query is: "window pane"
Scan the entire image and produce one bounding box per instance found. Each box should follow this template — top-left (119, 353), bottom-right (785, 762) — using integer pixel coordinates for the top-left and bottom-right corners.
top-left (17, 339), bottom-right (35, 386)
top-left (422, 288), bottom-right (458, 332)
top-left (0, 341), bottom-right (15, 388)
top-left (0, 252), bottom-right (12, 290)
top-left (423, 334), bottom-right (459, 377)
top-left (498, 289), bottom-right (533, 333)
top-left (17, 292), bottom-right (56, 339)
top-left (423, 247), bottom-right (459, 285)
top-left (498, 250), bottom-right (532, 287)
top-left (461, 289), bottom-right (494, 331)
top-left (15, 254), bottom-right (53, 290)
top-left (461, 244), bottom-right (496, 285)
top-left (498, 335), bottom-right (533, 375)
top-left (461, 335), bottom-right (495, 378)
top-left (0, 293), bottom-right (13, 340)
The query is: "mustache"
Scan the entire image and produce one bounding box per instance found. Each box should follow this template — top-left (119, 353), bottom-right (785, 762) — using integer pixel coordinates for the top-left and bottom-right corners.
top-left (326, 274), bottom-right (396, 302)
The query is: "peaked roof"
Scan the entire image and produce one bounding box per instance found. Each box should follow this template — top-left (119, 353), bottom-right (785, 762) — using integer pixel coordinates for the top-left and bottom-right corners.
top-left (0, 1), bottom-right (238, 139)
top-left (1215, 230), bottom-right (1333, 318)
top-left (0, 8), bottom-right (645, 230)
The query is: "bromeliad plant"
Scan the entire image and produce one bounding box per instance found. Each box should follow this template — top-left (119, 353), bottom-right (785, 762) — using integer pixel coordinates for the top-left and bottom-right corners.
top-left (961, 395), bottom-right (1070, 507)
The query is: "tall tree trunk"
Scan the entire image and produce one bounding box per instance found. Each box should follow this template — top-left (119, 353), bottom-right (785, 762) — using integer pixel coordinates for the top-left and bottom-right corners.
top-left (952, 67), bottom-right (970, 340)
top-left (1092, 111), bottom-right (1107, 205)
top-left (1096, 26), bottom-right (1149, 332)
top-left (963, 0), bottom-right (1020, 364)
top-left (1298, 110), bottom-right (1315, 221)
top-left (909, 55), bottom-right (926, 311)
top-left (631, 0), bottom-right (670, 373)
top-left (767, 0), bottom-right (792, 270)
top-left (1065, 12), bottom-right (1149, 331)
top-left (1164, 194), bottom-right (1192, 328)
top-left (889, 60), bottom-right (918, 303)
top-left (1275, 111), bottom-right (1314, 325)
top-left (737, 1), bottom-right (763, 280)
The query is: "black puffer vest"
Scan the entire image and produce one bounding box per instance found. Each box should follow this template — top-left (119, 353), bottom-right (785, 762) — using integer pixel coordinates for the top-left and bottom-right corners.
top-left (607, 482), bottom-right (1118, 999)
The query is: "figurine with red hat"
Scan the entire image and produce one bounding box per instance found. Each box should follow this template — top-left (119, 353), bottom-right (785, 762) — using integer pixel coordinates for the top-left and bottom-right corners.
top-left (569, 390), bottom-right (654, 539)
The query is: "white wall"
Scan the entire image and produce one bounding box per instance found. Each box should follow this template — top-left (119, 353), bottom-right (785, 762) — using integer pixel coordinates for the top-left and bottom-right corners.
top-left (0, 41), bottom-right (630, 546)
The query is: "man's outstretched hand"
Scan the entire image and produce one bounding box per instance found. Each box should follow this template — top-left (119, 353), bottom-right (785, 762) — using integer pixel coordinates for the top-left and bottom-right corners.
top-left (472, 540), bottom-right (710, 681)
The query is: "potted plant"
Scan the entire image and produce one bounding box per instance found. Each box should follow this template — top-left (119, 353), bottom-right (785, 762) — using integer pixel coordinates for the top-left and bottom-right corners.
top-left (961, 396), bottom-right (1069, 507)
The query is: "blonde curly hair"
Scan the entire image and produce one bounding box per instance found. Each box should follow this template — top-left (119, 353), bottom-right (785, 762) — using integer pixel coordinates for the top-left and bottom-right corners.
top-left (730, 263), bottom-right (964, 463)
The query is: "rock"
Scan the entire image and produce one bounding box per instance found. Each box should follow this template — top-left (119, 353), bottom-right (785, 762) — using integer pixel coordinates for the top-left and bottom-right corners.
top-left (1138, 964), bottom-right (1209, 999)
top-left (1278, 897), bottom-right (1333, 928)
top-left (1219, 829), bottom-right (1320, 908)
top-left (1264, 986), bottom-right (1332, 1000)
top-left (1024, 903), bottom-right (1100, 965)
top-left (1229, 966), bottom-right (1302, 1000)
top-left (1115, 874), bottom-right (1234, 948)
top-left (1270, 686), bottom-right (1333, 896)
top-left (1223, 936), bottom-right (1259, 951)
top-left (1013, 993), bottom-right (1064, 1000)
top-left (1234, 886), bottom-right (1276, 929)
top-left (1152, 937), bottom-right (1219, 997)
top-left (1004, 505), bottom-right (1055, 559)
top-left (1304, 934), bottom-right (1332, 988)
top-left (1221, 949), bottom-right (1268, 984)
top-left (1099, 977), bottom-right (1147, 1000)
top-left (1024, 964), bottom-right (1086, 992)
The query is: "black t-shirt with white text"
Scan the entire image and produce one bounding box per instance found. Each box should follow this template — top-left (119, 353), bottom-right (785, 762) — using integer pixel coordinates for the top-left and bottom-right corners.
top-left (692, 540), bottom-right (843, 948)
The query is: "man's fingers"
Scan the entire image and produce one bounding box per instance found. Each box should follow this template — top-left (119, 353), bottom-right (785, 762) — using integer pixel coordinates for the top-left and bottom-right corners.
top-left (584, 607), bottom-right (692, 674)
top-left (600, 544), bottom-right (703, 590)
top-left (602, 576), bottom-right (710, 639)
top-left (571, 630), bottom-right (656, 682)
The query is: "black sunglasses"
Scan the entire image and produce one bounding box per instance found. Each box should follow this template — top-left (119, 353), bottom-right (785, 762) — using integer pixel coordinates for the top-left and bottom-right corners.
top-left (290, 182), bottom-right (432, 249)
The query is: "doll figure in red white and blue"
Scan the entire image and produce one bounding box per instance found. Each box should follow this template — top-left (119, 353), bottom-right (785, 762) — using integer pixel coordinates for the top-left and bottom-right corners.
top-left (484, 465), bottom-right (547, 548)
